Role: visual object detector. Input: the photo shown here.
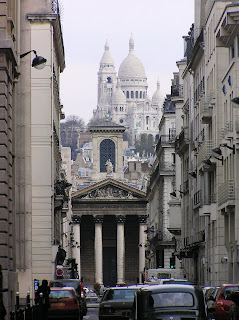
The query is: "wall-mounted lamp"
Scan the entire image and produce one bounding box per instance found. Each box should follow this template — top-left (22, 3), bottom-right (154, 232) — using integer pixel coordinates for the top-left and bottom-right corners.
top-left (231, 97), bottom-right (239, 107)
top-left (170, 190), bottom-right (185, 197)
top-left (218, 143), bottom-right (235, 154)
top-left (203, 151), bottom-right (224, 166)
top-left (188, 171), bottom-right (197, 178)
top-left (144, 226), bottom-right (154, 234)
top-left (20, 50), bottom-right (47, 69)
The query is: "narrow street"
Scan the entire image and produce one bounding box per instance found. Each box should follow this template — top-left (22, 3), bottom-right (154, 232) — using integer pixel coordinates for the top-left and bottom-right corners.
top-left (84, 306), bottom-right (99, 320)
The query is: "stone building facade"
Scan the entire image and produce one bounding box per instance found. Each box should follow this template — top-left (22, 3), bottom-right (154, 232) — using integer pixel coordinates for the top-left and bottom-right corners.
top-left (71, 121), bottom-right (148, 287)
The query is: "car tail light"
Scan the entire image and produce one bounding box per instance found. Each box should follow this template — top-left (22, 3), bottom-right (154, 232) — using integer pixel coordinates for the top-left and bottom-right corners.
top-left (99, 308), bottom-right (114, 314)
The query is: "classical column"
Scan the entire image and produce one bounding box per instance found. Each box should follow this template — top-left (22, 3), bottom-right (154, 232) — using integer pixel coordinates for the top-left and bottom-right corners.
top-left (116, 215), bottom-right (126, 285)
top-left (138, 215), bottom-right (147, 283)
top-left (72, 215), bottom-right (82, 279)
top-left (94, 215), bottom-right (104, 284)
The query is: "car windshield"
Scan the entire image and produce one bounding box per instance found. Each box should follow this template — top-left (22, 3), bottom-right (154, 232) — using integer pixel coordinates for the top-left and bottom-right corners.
top-left (51, 281), bottom-right (78, 289)
top-left (105, 289), bottom-right (136, 301)
top-left (222, 286), bottom-right (239, 299)
top-left (148, 292), bottom-right (194, 308)
top-left (49, 290), bottom-right (73, 299)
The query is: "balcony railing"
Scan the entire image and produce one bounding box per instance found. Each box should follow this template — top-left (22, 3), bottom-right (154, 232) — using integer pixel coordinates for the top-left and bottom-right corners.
top-left (175, 127), bottom-right (189, 155)
top-left (197, 140), bottom-right (215, 165)
top-left (156, 132), bottom-right (176, 152)
top-left (220, 121), bottom-right (233, 139)
top-left (171, 84), bottom-right (184, 97)
top-left (193, 189), bottom-right (217, 208)
top-left (184, 230), bottom-right (205, 247)
top-left (218, 179), bottom-right (235, 207)
top-left (159, 162), bottom-right (175, 173)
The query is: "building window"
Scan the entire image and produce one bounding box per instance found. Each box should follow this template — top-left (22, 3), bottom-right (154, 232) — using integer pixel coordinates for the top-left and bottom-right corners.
top-left (127, 91), bottom-right (129, 98)
top-left (131, 91), bottom-right (134, 98)
top-left (107, 77), bottom-right (112, 83)
top-left (146, 116), bottom-right (149, 125)
top-left (100, 139), bottom-right (115, 172)
top-left (136, 91), bottom-right (138, 98)
top-left (140, 91), bottom-right (142, 98)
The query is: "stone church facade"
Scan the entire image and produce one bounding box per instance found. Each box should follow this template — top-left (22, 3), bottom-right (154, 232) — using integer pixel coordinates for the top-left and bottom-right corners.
top-left (93, 37), bottom-right (164, 144)
top-left (71, 121), bottom-right (148, 287)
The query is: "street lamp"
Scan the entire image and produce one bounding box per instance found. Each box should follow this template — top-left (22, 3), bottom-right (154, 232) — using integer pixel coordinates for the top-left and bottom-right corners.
top-left (170, 190), bottom-right (185, 197)
top-left (231, 97), bottom-right (239, 108)
top-left (20, 50), bottom-right (47, 69)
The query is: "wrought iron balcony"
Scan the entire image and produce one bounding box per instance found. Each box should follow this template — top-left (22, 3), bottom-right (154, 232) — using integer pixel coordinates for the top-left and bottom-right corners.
top-left (175, 127), bottom-right (189, 156)
top-left (171, 84), bottom-right (184, 97)
top-left (218, 179), bottom-right (235, 207)
top-left (184, 230), bottom-right (205, 247)
top-left (220, 121), bottom-right (233, 139)
top-left (197, 140), bottom-right (216, 165)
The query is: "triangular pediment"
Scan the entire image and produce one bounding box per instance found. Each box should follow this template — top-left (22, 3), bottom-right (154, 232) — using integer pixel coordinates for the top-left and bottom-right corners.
top-left (72, 178), bottom-right (146, 201)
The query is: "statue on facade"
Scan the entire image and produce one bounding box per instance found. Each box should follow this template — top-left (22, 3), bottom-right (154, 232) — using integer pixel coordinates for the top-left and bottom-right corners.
top-left (106, 159), bottom-right (113, 175)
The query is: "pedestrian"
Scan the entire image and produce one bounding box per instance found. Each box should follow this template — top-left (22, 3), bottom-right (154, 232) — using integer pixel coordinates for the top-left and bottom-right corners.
top-left (36, 279), bottom-right (50, 319)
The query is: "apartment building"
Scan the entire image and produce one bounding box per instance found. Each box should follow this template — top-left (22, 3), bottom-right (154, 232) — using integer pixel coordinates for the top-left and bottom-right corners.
top-left (175, 0), bottom-right (238, 285)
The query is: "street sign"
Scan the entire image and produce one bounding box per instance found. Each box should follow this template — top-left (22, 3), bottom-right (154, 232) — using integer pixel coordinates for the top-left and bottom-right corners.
top-left (56, 268), bottom-right (63, 277)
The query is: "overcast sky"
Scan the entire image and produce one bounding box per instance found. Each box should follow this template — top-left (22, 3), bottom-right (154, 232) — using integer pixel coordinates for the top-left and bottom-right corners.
top-left (59, 0), bottom-right (194, 124)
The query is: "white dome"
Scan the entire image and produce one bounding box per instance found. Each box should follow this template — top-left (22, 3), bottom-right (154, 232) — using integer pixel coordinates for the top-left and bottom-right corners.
top-left (152, 80), bottom-right (163, 106)
top-left (118, 37), bottom-right (146, 79)
top-left (100, 41), bottom-right (114, 66)
top-left (112, 82), bottom-right (126, 105)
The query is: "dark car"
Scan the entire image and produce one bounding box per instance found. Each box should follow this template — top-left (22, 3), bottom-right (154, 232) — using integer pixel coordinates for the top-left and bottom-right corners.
top-left (48, 287), bottom-right (80, 319)
top-left (211, 284), bottom-right (239, 320)
top-left (130, 284), bottom-right (208, 320)
top-left (99, 285), bottom-right (144, 320)
top-left (49, 279), bottom-right (87, 319)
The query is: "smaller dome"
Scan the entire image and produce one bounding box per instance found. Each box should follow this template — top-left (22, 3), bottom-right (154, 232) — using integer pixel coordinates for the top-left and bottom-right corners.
top-left (152, 80), bottom-right (163, 106)
top-left (100, 41), bottom-right (114, 66)
top-left (112, 81), bottom-right (126, 105)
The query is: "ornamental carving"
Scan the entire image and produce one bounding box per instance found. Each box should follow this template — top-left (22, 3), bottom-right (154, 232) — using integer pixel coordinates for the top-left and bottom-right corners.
top-left (71, 215), bottom-right (82, 224)
top-left (80, 186), bottom-right (138, 200)
top-left (138, 215), bottom-right (148, 224)
top-left (93, 215), bottom-right (104, 224)
top-left (116, 215), bottom-right (126, 224)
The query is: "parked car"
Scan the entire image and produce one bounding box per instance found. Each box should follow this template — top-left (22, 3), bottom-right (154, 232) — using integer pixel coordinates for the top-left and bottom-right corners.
top-left (99, 285), bottom-right (144, 320)
top-left (86, 291), bottom-right (99, 304)
top-left (49, 279), bottom-right (87, 318)
top-left (130, 284), bottom-right (209, 320)
top-left (228, 290), bottom-right (239, 319)
top-left (210, 284), bottom-right (239, 320)
top-left (160, 278), bottom-right (195, 285)
top-left (48, 287), bottom-right (80, 319)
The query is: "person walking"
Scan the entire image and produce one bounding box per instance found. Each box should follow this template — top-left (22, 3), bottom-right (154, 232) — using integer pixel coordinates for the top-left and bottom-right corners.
top-left (36, 279), bottom-right (50, 319)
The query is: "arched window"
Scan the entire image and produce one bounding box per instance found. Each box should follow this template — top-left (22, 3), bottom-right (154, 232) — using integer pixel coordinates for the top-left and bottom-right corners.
top-left (140, 91), bottom-right (142, 98)
top-left (100, 139), bottom-right (115, 172)
top-left (127, 91), bottom-right (129, 98)
top-left (107, 77), bottom-right (112, 83)
top-left (136, 91), bottom-right (138, 98)
top-left (131, 91), bottom-right (134, 98)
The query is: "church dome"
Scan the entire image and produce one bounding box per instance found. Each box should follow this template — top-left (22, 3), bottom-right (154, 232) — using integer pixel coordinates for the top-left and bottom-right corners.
top-left (112, 81), bottom-right (126, 105)
top-left (100, 41), bottom-right (114, 66)
top-left (118, 37), bottom-right (146, 79)
top-left (152, 80), bottom-right (163, 106)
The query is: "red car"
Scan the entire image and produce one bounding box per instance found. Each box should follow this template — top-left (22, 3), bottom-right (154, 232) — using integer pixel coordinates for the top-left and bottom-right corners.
top-left (48, 287), bottom-right (80, 319)
top-left (213, 284), bottom-right (239, 320)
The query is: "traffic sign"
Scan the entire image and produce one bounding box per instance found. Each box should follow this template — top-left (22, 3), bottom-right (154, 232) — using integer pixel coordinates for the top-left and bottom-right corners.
top-left (56, 268), bottom-right (63, 277)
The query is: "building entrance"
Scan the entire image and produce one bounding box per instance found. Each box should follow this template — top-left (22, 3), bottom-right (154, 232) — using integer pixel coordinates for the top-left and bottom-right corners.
top-left (103, 247), bottom-right (117, 286)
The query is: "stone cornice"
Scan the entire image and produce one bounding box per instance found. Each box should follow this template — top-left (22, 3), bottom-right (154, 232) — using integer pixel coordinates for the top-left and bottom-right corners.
top-left (27, 13), bottom-right (65, 72)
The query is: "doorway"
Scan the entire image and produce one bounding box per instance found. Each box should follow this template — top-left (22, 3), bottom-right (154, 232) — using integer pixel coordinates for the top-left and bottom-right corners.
top-left (103, 247), bottom-right (117, 286)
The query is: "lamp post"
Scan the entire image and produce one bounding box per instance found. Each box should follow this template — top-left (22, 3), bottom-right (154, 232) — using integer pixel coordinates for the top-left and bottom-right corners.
top-left (20, 50), bottom-right (47, 69)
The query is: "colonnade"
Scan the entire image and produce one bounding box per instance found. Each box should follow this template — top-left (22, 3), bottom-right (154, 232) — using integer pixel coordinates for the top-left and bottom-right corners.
top-left (72, 214), bottom-right (147, 285)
